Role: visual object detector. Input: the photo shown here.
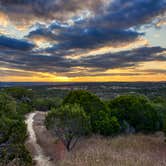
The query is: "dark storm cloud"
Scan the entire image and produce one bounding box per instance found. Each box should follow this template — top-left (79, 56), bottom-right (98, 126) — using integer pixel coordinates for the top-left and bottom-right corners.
top-left (0, 0), bottom-right (104, 12)
top-left (0, 0), bottom-right (105, 22)
top-left (0, 35), bottom-right (35, 50)
top-left (91, 0), bottom-right (166, 29)
top-left (0, 49), bottom-right (76, 73)
top-left (78, 47), bottom-right (166, 70)
top-left (0, 46), bottom-right (165, 76)
top-left (27, 23), bottom-right (57, 41)
top-left (28, 21), bottom-right (142, 53)
top-left (1, 0), bottom-right (166, 26)
top-left (45, 28), bottom-right (142, 51)
top-left (27, 0), bottom-right (166, 53)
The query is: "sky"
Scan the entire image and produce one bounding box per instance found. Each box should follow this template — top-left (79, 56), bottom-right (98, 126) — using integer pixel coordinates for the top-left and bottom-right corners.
top-left (0, 0), bottom-right (166, 82)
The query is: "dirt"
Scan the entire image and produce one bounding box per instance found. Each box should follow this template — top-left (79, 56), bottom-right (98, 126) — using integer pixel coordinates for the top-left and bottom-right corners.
top-left (25, 112), bottom-right (66, 166)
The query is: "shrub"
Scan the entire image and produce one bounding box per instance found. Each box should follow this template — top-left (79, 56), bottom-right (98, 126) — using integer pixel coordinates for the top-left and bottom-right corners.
top-left (63, 90), bottom-right (107, 114)
top-left (63, 90), bottom-right (120, 136)
top-left (4, 87), bottom-right (33, 101)
top-left (34, 97), bottom-right (62, 111)
top-left (0, 93), bottom-right (17, 118)
top-left (0, 93), bottom-right (32, 165)
top-left (16, 102), bottom-right (33, 116)
top-left (90, 110), bottom-right (120, 135)
top-left (109, 94), bottom-right (165, 133)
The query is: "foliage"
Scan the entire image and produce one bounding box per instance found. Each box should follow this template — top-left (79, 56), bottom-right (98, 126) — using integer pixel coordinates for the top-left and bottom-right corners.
top-left (108, 94), bottom-right (165, 133)
top-left (33, 97), bottom-right (62, 111)
top-left (17, 102), bottom-right (33, 117)
top-left (33, 88), bottom-right (69, 99)
top-left (63, 90), bottom-right (107, 114)
top-left (0, 93), bottom-right (32, 165)
top-left (0, 144), bottom-right (32, 166)
top-left (45, 104), bottom-right (91, 151)
top-left (90, 110), bottom-right (120, 135)
top-left (152, 96), bottom-right (166, 105)
top-left (62, 90), bottom-right (120, 135)
top-left (0, 93), bottom-right (17, 118)
top-left (4, 87), bottom-right (33, 101)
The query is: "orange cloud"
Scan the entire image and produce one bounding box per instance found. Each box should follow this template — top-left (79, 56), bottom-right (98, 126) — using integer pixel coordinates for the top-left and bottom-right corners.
top-left (0, 67), bottom-right (70, 82)
top-left (0, 12), bottom-right (9, 27)
top-left (156, 20), bottom-right (166, 27)
top-left (31, 36), bottom-right (54, 49)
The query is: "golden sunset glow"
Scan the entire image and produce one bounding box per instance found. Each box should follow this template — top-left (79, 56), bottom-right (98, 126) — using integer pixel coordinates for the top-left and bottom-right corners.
top-left (0, 12), bottom-right (9, 27)
top-left (31, 36), bottom-right (55, 49)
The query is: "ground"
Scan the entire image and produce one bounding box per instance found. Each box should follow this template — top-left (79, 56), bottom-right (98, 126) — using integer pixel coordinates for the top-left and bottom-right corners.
top-left (26, 112), bottom-right (166, 166)
top-left (58, 133), bottom-right (166, 166)
top-left (33, 112), bottom-right (66, 161)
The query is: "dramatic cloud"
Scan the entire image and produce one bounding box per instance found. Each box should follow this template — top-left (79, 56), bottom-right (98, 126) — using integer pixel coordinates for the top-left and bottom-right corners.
top-left (27, 0), bottom-right (166, 54)
top-left (0, 35), bottom-right (35, 50)
top-left (0, 0), bottom-right (166, 81)
top-left (79, 47), bottom-right (166, 70)
top-left (0, 0), bottom-right (105, 24)
top-left (44, 28), bottom-right (142, 51)
top-left (1, 0), bottom-right (166, 26)
top-left (0, 46), bottom-right (165, 76)
top-left (27, 18), bottom-right (142, 54)
top-left (91, 0), bottom-right (166, 29)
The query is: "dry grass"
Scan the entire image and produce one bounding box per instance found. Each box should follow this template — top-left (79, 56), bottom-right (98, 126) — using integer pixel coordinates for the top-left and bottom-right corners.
top-left (57, 133), bottom-right (166, 166)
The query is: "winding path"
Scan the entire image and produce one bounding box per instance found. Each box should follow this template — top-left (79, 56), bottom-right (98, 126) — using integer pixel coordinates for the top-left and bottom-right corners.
top-left (25, 112), bottom-right (54, 166)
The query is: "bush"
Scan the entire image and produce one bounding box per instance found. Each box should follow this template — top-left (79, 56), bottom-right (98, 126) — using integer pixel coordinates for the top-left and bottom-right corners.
top-left (90, 110), bottom-right (120, 135)
top-left (63, 90), bottom-right (120, 135)
top-left (45, 104), bottom-right (91, 151)
top-left (0, 93), bottom-right (17, 118)
top-left (16, 102), bottom-right (33, 116)
top-left (109, 94), bottom-right (165, 133)
top-left (63, 90), bottom-right (107, 114)
top-left (34, 97), bottom-right (62, 111)
top-left (0, 93), bottom-right (32, 165)
top-left (4, 87), bottom-right (33, 101)
top-left (0, 144), bottom-right (32, 166)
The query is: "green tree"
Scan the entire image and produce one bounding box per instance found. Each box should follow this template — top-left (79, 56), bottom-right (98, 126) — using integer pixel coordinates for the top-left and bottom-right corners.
top-left (45, 104), bottom-right (91, 151)
top-left (63, 90), bottom-right (107, 114)
top-left (90, 110), bottom-right (120, 135)
top-left (63, 90), bottom-right (120, 135)
top-left (109, 94), bottom-right (164, 132)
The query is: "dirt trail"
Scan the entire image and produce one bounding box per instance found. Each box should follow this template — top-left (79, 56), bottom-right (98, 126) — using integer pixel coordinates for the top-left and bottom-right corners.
top-left (25, 112), bottom-right (65, 166)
